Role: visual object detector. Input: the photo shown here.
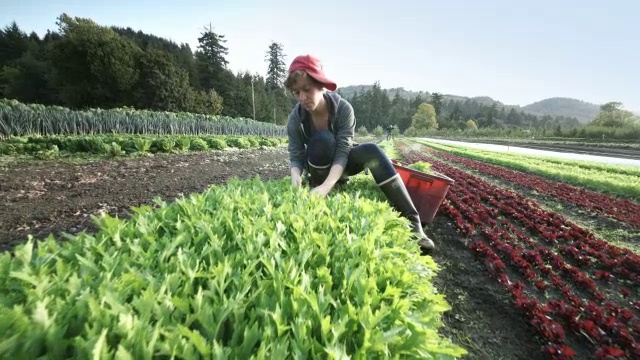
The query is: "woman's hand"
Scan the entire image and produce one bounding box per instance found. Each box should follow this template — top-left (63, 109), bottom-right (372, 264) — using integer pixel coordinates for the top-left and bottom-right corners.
top-left (312, 183), bottom-right (332, 197)
top-left (291, 173), bottom-right (302, 187)
top-left (311, 163), bottom-right (344, 196)
top-left (291, 167), bottom-right (303, 187)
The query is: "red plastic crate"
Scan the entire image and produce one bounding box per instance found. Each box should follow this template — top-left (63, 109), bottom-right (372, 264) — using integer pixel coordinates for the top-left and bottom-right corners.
top-left (392, 160), bottom-right (455, 224)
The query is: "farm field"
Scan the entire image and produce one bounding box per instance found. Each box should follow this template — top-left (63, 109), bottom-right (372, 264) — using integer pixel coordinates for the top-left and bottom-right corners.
top-left (2, 4), bottom-right (638, 358)
top-left (0, 142), bottom-right (469, 359)
top-left (412, 140), bottom-right (640, 229)
top-left (2, 128), bottom-right (639, 358)
top-left (395, 140), bottom-right (640, 359)
top-left (0, 146), bottom-right (290, 253)
top-left (414, 139), bottom-right (640, 198)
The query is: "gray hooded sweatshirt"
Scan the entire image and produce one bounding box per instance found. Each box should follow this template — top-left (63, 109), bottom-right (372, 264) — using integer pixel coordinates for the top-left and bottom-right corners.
top-left (286, 91), bottom-right (356, 172)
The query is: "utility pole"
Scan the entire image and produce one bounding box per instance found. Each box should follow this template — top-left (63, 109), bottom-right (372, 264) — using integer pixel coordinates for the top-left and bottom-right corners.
top-left (272, 92), bottom-right (277, 124)
top-left (251, 78), bottom-right (256, 120)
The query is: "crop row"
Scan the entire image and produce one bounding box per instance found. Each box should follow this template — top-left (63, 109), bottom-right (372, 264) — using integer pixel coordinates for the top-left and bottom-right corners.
top-left (417, 144), bottom-right (640, 229)
top-left (0, 176), bottom-right (467, 358)
top-left (416, 139), bottom-right (640, 176)
top-left (415, 139), bottom-right (640, 199)
top-left (0, 98), bottom-right (286, 138)
top-left (396, 141), bottom-right (640, 359)
top-left (0, 134), bottom-right (287, 159)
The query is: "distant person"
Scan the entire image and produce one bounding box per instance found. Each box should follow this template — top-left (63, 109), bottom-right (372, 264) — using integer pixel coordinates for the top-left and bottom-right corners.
top-left (284, 54), bottom-right (435, 253)
top-left (385, 124), bottom-right (394, 140)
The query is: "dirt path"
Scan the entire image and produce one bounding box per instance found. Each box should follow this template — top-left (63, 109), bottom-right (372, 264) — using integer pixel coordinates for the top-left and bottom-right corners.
top-left (427, 216), bottom-right (548, 360)
top-left (0, 144), bottom-right (581, 359)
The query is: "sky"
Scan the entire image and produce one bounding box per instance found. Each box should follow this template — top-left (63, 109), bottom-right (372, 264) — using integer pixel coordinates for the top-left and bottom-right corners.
top-left (2, 0), bottom-right (639, 112)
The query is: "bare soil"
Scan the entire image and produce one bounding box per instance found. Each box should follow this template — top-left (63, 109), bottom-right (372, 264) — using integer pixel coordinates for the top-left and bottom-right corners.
top-left (0, 143), bottom-right (627, 359)
top-left (0, 147), bottom-right (289, 253)
top-left (426, 217), bottom-right (549, 360)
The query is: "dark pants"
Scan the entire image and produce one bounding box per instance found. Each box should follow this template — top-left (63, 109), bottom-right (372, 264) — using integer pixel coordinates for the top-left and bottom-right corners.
top-left (304, 130), bottom-right (435, 252)
top-left (305, 130), bottom-right (396, 186)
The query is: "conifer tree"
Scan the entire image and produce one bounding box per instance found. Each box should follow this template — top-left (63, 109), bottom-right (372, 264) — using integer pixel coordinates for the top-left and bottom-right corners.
top-left (265, 41), bottom-right (286, 92)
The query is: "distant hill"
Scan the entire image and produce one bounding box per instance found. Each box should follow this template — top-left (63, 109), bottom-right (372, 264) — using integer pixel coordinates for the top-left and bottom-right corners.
top-left (520, 98), bottom-right (601, 123)
top-left (337, 85), bottom-right (601, 123)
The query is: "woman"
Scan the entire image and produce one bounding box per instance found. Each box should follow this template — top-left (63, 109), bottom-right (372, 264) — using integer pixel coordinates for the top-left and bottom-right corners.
top-left (285, 54), bottom-right (435, 253)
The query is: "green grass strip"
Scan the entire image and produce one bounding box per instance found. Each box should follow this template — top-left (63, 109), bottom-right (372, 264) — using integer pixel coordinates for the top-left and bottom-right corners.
top-left (378, 139), bottom-right (401, 160)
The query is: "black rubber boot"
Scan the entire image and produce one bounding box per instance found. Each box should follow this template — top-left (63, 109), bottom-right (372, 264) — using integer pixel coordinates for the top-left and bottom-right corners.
top-left (378, 173), bottom-right (435, 253)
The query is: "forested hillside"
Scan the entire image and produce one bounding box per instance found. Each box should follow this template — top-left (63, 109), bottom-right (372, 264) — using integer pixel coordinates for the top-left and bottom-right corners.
top-left (338, 85), bottom-right (600, 125)
top-left (336, 83), bottom-right (582, 132)
top-left (0, 14), bottom-right (295, 125)
top-left (521, 97), bottom-right (601, 123)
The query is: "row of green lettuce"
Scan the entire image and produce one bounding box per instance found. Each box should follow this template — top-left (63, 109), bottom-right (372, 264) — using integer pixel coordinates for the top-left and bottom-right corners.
top-left (0, 134), bottom-right (287, 159)
top-left (0, 98), bottom-right (286, 138)
top-left (0, 176), bottom-right (467, 359)
top-left (413, 139), bottom-right (640, 200)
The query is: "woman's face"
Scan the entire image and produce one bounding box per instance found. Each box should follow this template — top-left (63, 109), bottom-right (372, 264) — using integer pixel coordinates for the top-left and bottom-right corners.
top-left (290, 74), bottom-right (324, 112)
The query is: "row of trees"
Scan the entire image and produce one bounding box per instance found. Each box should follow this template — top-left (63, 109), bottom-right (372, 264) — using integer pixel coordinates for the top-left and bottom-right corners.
top-left (1, 15), bottom-right (637, 139)
top-left (575, 101), bottom-right (640, 140)
top-left (338, 82), bottom-right (583, 134)
top-left (0, 14), bottom-right (294, 124)
top-left (339, 83), bottom-right (638, 140)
